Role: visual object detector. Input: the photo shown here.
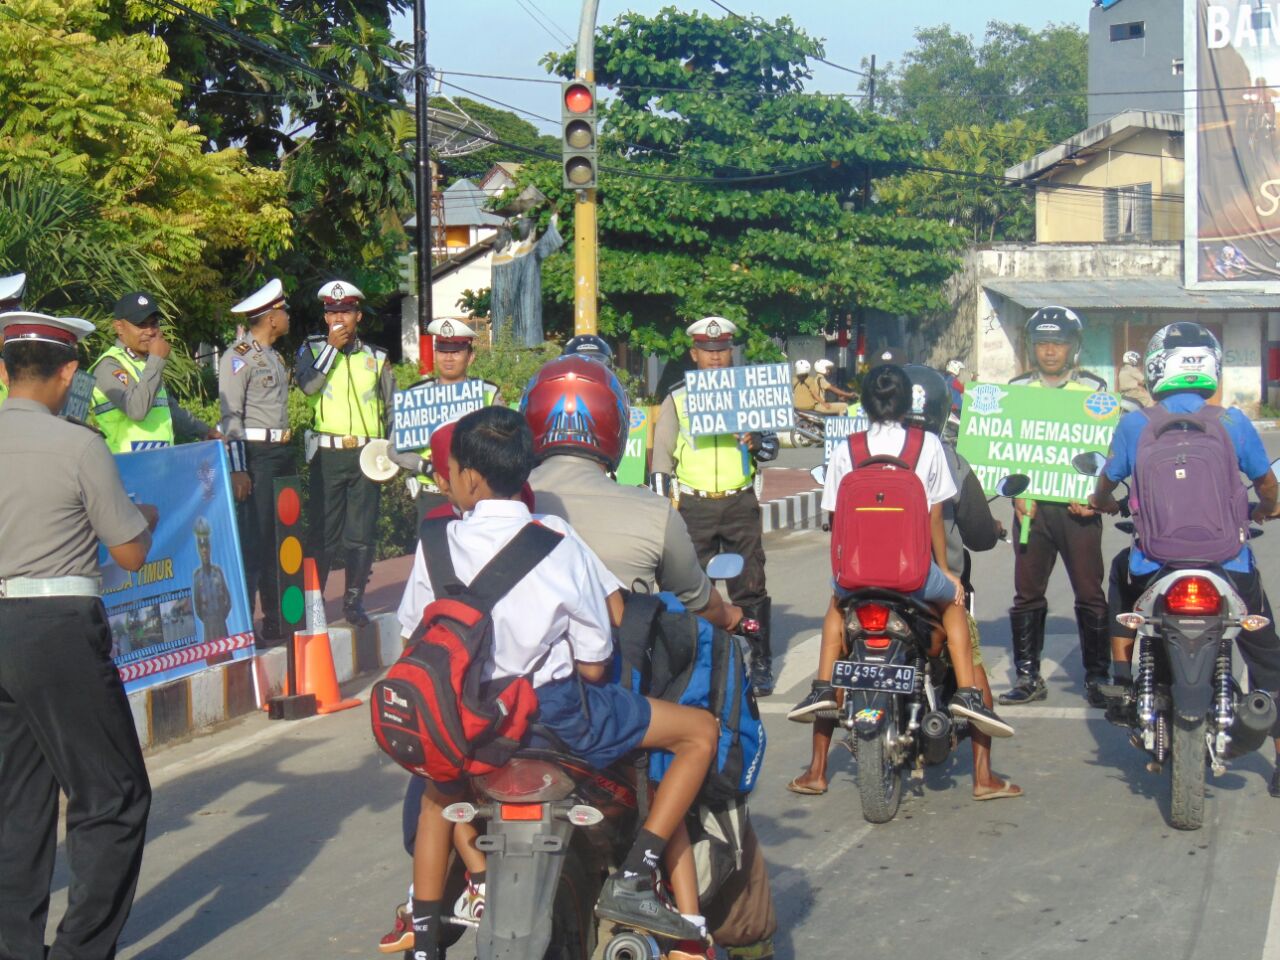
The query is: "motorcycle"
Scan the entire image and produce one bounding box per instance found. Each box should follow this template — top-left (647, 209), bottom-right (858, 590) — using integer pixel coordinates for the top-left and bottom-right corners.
top-left (788, 408), bottom-right (827, 448)
top-left (809, 466), bottom-right (1029, 823)
top-left (1073, 451), bottom-right (1278, 830)
top-left (432, 554), bottom-right (751, 960)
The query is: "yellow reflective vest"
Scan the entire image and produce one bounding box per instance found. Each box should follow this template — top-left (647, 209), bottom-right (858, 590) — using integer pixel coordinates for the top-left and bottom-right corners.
top-left (671, 386), bottom-right (753, 493)
top-left (90, 345), bottom-right (175, 453)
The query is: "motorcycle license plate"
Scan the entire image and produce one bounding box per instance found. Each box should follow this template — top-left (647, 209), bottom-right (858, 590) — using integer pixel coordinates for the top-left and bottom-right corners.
top-left (831, 660), bottom-right (917, 694)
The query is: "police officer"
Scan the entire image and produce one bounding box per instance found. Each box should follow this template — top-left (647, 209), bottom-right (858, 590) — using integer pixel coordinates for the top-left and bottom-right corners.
top-left (220, 278), bottom-right (295, 643)
top-left (1002, 305), bottom-right (1111, 706)
top-left (90, 291), bottom-right (219, 453)
top-left (0, 271), bottom-right (27, 406)
top-left (0, 310), bottom-right (157, 960)
top-left (524, 356), bottom-right (778, 960)
top-left (389, 318), bottom-right (500, 524)
top-left (296, 280), bottom-right (395, 625)
top-left (192, 516), bottom-right (232, 640)
top-left (650, 317), bottom-right (779, 696)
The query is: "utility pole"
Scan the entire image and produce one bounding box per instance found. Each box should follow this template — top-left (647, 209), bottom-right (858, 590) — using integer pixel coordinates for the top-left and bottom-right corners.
top-left (856, 54), bottom-right (876, 370)
top-left (413, 0), bottom-right (435, 374)
top-left (574, 0), bottom-right (600, 335)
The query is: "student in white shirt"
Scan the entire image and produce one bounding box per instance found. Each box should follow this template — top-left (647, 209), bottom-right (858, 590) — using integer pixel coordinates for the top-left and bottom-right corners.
top-left (786, 365), bottom-right (1013, 794)
top-left (401, 407), bottom-right (717, 960)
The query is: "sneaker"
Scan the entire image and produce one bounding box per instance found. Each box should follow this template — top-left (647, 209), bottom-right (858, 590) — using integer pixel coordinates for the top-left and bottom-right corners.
top-left (595, 871), bottom-right (704, 941)
top-left (949, 688), bottom-right (1015, 738)
top-left (377, 903), bottom-right (412, 954)
top-left (1099, 681), bottom-right (1135, 728)
top-left (996, 676), bottom-right (1047, 705)
top-left (453, 878), bottom-right (485, 923)
top-left (787, 681), bottom-right (839, 723)
top-left (1084, 680), bottom-right (1108, 709)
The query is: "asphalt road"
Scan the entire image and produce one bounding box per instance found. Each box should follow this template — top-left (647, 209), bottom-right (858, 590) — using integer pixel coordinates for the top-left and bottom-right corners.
top-left (41, 436), bottom-right (1280, 960)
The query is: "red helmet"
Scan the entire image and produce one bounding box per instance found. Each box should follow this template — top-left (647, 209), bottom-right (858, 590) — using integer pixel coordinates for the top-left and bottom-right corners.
top-left (521, 356), bottom-right (629, 470)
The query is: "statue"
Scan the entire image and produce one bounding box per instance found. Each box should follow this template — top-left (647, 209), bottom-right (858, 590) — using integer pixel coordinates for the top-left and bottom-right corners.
top-left (490, 213), bottom-right (563, 347)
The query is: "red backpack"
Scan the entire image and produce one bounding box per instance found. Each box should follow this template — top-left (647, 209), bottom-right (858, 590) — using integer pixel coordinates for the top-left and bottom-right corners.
top-left (370, 517), bottom-right (564, 782)
top-left (831, 427), bottom-right (932, 592)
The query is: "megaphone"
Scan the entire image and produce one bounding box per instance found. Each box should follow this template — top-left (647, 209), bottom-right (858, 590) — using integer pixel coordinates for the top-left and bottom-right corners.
top-left (359, 439), bottom-right (400, 483)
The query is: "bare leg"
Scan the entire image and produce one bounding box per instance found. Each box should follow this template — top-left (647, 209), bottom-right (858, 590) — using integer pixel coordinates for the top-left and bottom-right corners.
top-left (454, 822), bottom-right (485, 876)
top-left (413, 783), bottom-right (457, 901)
top-left (791, 718), bottom-right (837, 793)
top-left (940, 603), bottom-right (976, 689)
top-left (664, 820), bottom-right (700, 916)
top-left (970, 666), bottom-right (1020, 797)
top-left (639, 700), bottom-right (716, 840)
top-left (816, 597), bottom-right (844, 682)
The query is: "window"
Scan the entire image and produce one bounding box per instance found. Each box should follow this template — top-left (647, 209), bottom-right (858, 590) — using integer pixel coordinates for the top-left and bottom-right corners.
top-left (1172, 58), bottom-right (1184, 76)
top-left (1104, 184), bottom-right (1154, 241)
top-left (1110, 21), bottom-right (1146, 41)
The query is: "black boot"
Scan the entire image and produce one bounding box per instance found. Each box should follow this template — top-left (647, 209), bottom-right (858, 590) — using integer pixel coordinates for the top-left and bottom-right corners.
top-left (342, 546), bottom-right (373, 627)
top-left (1076, 605), bottom-right (1112, 707)
top-left (999, 608), bottom-right (1047, 705)
top-left (741, 598), bottom-right (774, 697)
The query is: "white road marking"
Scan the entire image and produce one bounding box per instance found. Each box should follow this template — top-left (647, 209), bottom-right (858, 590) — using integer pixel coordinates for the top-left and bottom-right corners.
top-left (1264, 858), bottom-right (1280, 959)
top-left (770, 821), bottom-right (875, 895)
top-left (772, 633), bottom-right (821, 695)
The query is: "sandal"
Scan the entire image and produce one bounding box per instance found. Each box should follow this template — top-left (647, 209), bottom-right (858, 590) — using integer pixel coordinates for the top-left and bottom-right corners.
top-left (786, 776), bottom-right (827, 796)
top-left (973, 781), bottom-right (1024, 801)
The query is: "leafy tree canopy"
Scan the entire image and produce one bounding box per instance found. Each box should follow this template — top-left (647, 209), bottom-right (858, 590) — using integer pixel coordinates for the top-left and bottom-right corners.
top-left (521, 7), bottom-right (963, 360)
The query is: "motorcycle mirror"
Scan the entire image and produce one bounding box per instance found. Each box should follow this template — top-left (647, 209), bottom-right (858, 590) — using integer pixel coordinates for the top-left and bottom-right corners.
top-left (706, 553), bottom-right (744, 581)
top-left (1072, 451), bottom-right (1108, 477)
top-left (810, 465), bottom-right (827, 486)
top-left (994, 474), bottom-right (1030, 499)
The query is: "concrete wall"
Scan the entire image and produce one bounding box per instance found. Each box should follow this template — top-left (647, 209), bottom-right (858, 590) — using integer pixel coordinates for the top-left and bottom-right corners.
top-left (1036, 128), bottom-right (1184, 242)
top-left (1089, 0), bottom-right (1185, 125)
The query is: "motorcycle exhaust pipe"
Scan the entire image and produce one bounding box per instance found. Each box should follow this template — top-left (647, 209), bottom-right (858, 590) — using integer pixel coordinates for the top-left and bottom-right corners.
top-left (1225, 690), bottom-right (1277, 757)
top-left (919, 710), bottom-right (952, 765)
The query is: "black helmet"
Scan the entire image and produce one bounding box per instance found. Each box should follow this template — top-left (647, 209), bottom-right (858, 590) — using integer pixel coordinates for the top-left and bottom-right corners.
top-left (902, 364), bottom-right (950, 436)
top-left (562, 334), bottom-right (614, 367)
top-left (1026, 305), bottom-right (1083, 345)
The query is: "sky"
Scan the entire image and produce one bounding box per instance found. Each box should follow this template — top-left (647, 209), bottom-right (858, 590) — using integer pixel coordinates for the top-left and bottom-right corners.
top-left (395, 0), bottom-right (1094, 134)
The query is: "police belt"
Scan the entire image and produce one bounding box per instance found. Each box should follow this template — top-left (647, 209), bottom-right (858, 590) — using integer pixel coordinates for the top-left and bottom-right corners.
top-left (677, 482), bottom-right (750, 500)
top-left (243, 428), bottom-right (293, 444)
top-left (315, 433), bottom-right (375, 450)
top-left (0, 575), bottom-right (102, 599)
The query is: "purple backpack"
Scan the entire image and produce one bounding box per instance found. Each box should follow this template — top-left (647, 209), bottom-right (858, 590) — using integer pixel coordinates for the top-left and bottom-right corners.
top-left (1132, 404), bottom-right (1249, 564)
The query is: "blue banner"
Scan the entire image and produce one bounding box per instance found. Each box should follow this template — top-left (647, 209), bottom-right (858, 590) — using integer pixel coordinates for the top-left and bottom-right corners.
top-left (822, 406), bottom-right (869, 462)
top-left (392, 379), bottom-right (491, 452)
top-left (100, 441), bottom-right (254, 694)
top-left (685, 363), bottom-right (795, 436)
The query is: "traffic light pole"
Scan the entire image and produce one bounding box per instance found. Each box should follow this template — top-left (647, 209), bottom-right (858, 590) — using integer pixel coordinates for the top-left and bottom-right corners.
top-left (413, 0), bottom-right (435, 374)
top-left (574, 0), bottom-right (600, 336)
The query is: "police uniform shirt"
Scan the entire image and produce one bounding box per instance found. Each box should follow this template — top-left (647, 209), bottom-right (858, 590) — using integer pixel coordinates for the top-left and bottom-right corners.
top-left (650, 383), bottom-right (780, 483)
top-left (0, 397), bottom-right (146, 578)
top-left (295, 334), bottom-right (396, 435)
top-left (218, 333), bottom-right (290, 438)
top-left (529, 455), bottom-right (713, 610)
top-left (1009, 368), bottom-right (1108, 391)
top-left (92, 341), bottom-right (211, 437)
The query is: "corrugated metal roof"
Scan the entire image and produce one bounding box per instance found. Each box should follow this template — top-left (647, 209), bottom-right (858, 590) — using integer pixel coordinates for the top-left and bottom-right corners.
top-left (984, 276), bottom-right (1278, 310)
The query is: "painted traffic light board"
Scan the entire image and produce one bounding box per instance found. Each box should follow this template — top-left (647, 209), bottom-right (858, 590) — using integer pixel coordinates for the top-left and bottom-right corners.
top-left (274, 476), bottom-right (305, 630)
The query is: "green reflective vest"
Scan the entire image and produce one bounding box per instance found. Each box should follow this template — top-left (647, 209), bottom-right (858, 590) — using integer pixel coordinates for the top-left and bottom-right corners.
top-left (90, 345), bottom-right (174, 453)
top-left (308, 342), bottom-right (386, 438)
top-left (672, 386), bottom-right (753, 493)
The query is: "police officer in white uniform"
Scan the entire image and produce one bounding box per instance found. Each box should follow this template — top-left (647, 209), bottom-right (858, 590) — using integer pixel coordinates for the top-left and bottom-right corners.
top-left (0, 271), bottom-right (26, 406)
top-left (0, 311), bottom-right (158, 960)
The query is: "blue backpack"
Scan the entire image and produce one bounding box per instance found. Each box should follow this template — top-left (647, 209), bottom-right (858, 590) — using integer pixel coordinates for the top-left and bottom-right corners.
top-left (616, 592), bottom-right (766, 802)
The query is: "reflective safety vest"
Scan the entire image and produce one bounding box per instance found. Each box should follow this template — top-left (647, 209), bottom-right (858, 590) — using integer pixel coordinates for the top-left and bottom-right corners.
top-left (307, 341), bottom-right (387, 438)
top-left (671, 385), bottom-right (753, 493)
top-left (1012, 370), bottom-right (1106, 393)
top-left (90, 345), bottom-right (174, 453)
top-left (410, 379), bottom-right (500, 486)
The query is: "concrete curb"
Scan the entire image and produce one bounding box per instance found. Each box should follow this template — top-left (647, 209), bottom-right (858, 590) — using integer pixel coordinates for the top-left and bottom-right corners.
top-left (129, 613), bottom-right (401, 751)
top-left (761, 489), bottom-right (823, 533)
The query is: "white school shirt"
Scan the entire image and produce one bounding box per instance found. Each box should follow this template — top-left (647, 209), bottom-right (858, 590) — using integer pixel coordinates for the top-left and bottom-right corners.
top-left (821, 422), bottom-right (957, 514)
top-left (397, 499), bottom-right (621, 687)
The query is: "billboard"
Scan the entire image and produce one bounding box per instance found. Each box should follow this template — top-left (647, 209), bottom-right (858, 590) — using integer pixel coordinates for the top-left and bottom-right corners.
top-left (1186, 0), bottom-right (1280, 287)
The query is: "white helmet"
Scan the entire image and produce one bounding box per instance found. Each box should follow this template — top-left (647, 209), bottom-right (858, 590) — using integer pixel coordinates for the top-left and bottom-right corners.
top-left (945, 358), bottom-right (965, 376)
top-left (1122, 350), bottom-right (1141, 366)
top-left (813, 358), bottom-right (834, 375)
top-left (794, 359), bottom-right (812, 376)
top-left (1145, 323), bottom-right (1221, 398)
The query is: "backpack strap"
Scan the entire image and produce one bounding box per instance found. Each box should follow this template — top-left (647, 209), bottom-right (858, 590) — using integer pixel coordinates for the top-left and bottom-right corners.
top-left (849, 430), bottom-right (871, 467)
top-left (899, 425), bottom-right (926, 469)
top-left (617, 592), bottom-right (664, 694)
top-left (465, 522), bottom-right (565, 612)
top-left (421, 516), bottom-right (464, 600)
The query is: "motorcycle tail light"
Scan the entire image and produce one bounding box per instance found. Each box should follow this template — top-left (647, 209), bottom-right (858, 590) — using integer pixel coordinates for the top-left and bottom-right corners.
top-left (856, 603), bottom-right (891, 633)
top-left (864, 636), bottom-right (891, 649)
top-left (1115, 613), bottom-right (1145, 630)
top-left (499, 804), bottom-right (544, 821)
top-left (1165, 576), bottom-right (1222, 616)
top-left (1241, 614), bottom-right (1271, 632)
top-left (442, 802), bottom-right (477, 823)
top-left (474, 758), bottom-right (575, 803)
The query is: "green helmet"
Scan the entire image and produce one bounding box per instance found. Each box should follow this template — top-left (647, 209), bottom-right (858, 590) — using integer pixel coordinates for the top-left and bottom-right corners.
top-left (1144, 322), bottom-right (1221, 398)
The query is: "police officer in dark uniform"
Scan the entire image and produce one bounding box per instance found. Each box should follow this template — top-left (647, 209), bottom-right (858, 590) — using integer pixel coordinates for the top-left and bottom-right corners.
top-left (296, 280), bottom-right (395, 626)
top-left (650, 317), bottom-right (780, 696)
top-left (220, 278), bottom-right (295, 642)
top-left (0, 310), bottom-right (157, 960)
top-left (192, 517), bottom-right (232, 640)
top-left (1002, 305), bottom-right (1111, 706)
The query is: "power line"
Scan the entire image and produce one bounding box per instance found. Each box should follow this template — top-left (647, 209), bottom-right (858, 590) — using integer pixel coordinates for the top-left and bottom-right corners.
top-left (704, 0), bottom-right (870, 79)
top-left (512, 0), bottom-right (572, 51)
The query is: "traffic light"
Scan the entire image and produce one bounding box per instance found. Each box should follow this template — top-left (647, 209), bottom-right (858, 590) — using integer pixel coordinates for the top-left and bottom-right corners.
top-left (562, 80), bottom-right (597, 190)
top-left (274, 476), bottom-right (305, 636)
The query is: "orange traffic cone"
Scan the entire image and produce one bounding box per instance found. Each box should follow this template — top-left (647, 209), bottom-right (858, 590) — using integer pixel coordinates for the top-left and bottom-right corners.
top-left (295, 557), bottom-right (361, 715)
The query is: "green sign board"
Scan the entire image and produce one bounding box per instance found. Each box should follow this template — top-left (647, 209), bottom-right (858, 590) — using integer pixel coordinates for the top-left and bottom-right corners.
top-left (615, 406), bottom-right (650, 487)
top-left (956, 382), bottom-right (1121, 503)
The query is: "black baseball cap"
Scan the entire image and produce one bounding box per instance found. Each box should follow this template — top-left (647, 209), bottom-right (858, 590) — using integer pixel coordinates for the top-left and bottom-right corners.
top-left (114, 291), bottom-right (161, 325)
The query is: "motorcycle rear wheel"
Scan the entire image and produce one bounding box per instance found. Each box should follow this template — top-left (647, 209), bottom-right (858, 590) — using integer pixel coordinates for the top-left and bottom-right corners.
top-left (856, 722), bottom-right (903, 823)
top-left (542, 851), bottom-right (597, 960)
top-left (1169, 714), bottom-right (1207, 831)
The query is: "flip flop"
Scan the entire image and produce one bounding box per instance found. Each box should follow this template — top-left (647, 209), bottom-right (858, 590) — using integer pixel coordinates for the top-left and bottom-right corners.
top-left (786, 776), bottom-right (827, 796)
top-left (972, 782), bottom-right (1024, 801)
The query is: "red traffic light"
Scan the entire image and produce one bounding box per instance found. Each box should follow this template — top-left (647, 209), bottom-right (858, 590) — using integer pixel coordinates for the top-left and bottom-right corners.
top-left (564, 83), bottom-right (594, 114)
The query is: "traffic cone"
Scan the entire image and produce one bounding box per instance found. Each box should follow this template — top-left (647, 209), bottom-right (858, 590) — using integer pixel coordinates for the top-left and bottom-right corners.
top-left (294, 557), bottom-right (361, 715)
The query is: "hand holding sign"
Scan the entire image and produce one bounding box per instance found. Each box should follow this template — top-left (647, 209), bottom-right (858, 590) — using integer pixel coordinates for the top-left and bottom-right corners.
top-left (685, 363), bottom-right (795, 436)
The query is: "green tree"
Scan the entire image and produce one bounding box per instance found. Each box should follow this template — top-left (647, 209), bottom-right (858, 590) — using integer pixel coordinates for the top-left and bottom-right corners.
top-left (877, 119), bottom-right (1044, 243)
top-left (875, 21), bottom-right (1088, 147)
top-left (526, 7), bottom-right (962, 360)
